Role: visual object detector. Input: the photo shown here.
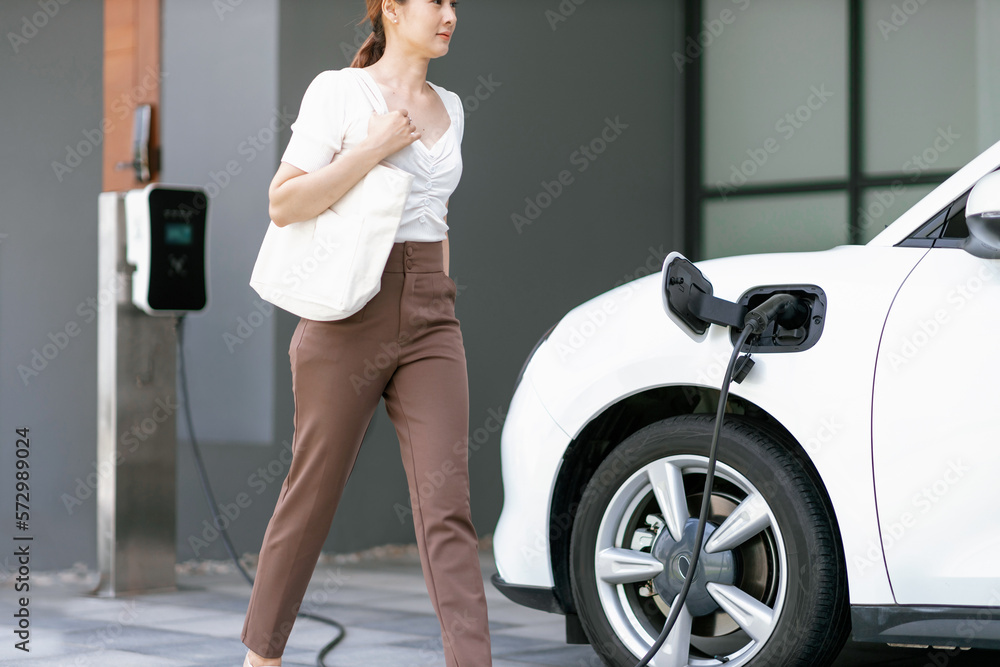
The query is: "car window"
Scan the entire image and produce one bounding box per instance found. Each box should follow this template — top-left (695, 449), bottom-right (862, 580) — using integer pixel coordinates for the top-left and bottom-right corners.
top-left (940, 194), bottom-right (969, 239)
top-left (897, 190), bottom-right (970, 248)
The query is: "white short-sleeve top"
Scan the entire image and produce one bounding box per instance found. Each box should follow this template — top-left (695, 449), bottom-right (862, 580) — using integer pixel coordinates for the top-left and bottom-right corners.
top-left (280, 67), bottom-right (464, 243)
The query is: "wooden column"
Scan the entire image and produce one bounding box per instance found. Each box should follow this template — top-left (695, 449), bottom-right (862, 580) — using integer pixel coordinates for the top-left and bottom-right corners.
top-left (103, 0), bottom-right (160, 192)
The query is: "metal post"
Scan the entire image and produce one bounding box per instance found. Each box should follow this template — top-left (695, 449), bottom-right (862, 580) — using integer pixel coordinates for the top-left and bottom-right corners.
top-left (90, 192), bottom-right (178, 597)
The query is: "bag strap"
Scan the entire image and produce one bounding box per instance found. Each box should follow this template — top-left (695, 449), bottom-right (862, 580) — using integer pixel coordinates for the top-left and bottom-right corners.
top-left (350, 68), bottom-right (387, 114)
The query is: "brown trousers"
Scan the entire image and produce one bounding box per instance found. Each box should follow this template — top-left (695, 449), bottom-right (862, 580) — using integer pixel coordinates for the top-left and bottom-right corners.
top-left (241, 240), bottom-right (492, 665)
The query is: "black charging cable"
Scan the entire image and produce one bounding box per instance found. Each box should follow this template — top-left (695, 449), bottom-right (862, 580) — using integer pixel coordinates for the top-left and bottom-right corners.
top-left (176, 316), bottom-right (345, 667)
top-left (633, 293), bottom-right (800, 667)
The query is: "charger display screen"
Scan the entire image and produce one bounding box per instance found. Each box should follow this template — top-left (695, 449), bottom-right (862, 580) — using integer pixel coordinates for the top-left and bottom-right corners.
top-left (164, 223), bottom-right (192, 245)
top-left (145, 188), bottom-right (207, 311)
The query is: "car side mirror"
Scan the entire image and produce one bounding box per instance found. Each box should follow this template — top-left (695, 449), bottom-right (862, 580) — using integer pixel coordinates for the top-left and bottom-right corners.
top-left (963, 170), bottom-right (1000, 259)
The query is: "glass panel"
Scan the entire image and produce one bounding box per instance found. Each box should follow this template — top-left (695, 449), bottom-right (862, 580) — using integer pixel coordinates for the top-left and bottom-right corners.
top-left (857, 183), bottom-right (938, 244)
top-left (976, 1), bottom-right (1000, 152)
top-left (703, 0), bottom-right (848, 190)
top-left (941, 192), bottom-right (970, 240)
top-left (864, 0), bottom-right (978, 175)
top-left (702, 193), bottom-right (849, 260)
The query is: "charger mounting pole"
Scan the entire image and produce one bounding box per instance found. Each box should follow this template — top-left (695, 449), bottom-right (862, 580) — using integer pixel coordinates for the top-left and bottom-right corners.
top-left (90, 192), bottom-right (179, 597)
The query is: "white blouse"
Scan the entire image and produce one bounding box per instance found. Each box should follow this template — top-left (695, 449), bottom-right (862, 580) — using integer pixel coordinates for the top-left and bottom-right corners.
top-left (280, 67), bottom-right (464, 243)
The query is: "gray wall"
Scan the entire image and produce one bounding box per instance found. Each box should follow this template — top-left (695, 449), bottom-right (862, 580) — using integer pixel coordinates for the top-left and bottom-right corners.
top-left (162, 0), bottom-right (279, 447)
top-left (0, 0), bottom-right (683, 572)
top-left (0, 0), bottom-right (105, 575)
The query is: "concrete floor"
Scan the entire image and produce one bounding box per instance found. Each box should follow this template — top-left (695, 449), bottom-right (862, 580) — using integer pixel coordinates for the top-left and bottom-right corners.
top-left (0, 544), bottom-right (996, 666)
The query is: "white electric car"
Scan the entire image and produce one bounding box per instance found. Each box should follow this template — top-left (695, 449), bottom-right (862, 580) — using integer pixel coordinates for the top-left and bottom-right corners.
top-left (492, 140), bottom-right (1000, 667)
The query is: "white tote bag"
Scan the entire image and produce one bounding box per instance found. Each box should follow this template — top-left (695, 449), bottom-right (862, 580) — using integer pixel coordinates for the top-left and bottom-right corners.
top-left (249, 163), bottom-right (414, 321)
top-left (249, 71), bottom-right (415, 321)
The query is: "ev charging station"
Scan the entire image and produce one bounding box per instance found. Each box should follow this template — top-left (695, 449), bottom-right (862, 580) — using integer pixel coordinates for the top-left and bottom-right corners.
top-left (91, 184), bottom-right (207, 597)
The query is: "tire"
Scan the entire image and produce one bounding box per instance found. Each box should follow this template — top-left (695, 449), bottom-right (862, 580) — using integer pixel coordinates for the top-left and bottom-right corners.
top-left (569, 414), bottom-right (850, 667)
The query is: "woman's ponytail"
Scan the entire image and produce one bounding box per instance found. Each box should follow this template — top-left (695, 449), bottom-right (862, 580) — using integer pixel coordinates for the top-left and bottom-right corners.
top-left (350, 19), bottom-right (385, 68)
top-left (350, 0), bottom-right (405, 68)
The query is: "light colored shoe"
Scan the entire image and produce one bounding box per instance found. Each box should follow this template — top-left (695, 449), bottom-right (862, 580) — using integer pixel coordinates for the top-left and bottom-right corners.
top-left (244, 649), bottom-right (281, 667)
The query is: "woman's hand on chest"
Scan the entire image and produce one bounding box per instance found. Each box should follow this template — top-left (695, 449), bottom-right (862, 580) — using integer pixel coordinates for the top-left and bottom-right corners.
top-left (363, 109), bottom-right (421, 160)
top-left (380, 86), bottom-right (451, 148)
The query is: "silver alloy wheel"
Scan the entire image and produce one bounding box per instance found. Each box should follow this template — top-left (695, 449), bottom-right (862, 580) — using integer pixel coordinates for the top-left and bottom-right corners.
top-left (593, 454), bottom-right (788, 667)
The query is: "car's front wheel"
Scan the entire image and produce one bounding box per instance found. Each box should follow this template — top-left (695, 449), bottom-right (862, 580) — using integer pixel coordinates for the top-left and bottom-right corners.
top-left (569, 414), bottom-right (850, 667)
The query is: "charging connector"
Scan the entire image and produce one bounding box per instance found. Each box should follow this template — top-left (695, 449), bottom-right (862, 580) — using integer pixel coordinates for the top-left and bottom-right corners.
top-left (744, 293), bottom-right (801, 335)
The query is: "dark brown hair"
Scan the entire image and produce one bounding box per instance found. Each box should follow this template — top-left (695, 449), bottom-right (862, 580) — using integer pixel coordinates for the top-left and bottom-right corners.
top-left (350, 0), bottom-right (407, 68)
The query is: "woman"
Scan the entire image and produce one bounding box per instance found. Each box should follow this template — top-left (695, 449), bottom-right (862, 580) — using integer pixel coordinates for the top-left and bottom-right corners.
top-left (241, 1), bottom-right (492, 665)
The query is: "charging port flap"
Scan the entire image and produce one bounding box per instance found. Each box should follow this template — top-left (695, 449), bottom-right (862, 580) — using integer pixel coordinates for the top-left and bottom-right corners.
top-left (662, 252), bottom-right (714, 341)
top-left (662, 252), bottom-right (751, 340)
